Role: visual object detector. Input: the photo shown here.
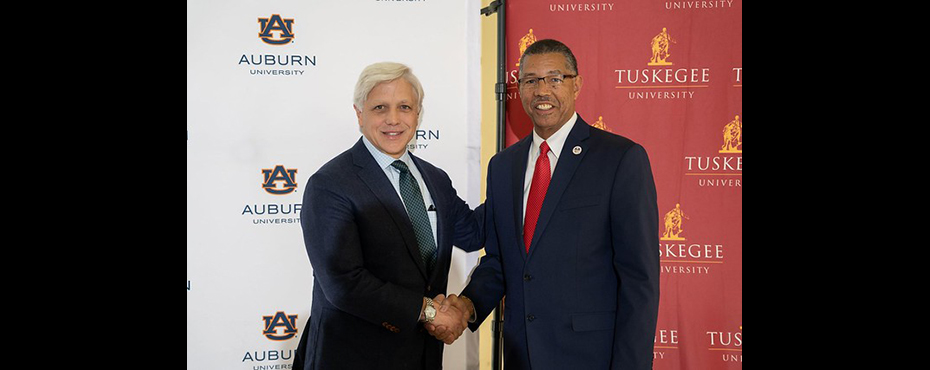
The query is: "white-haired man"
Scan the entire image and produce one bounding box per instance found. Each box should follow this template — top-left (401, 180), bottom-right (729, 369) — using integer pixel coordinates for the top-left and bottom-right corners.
top-left (293, 62), bottom-right (482, 370)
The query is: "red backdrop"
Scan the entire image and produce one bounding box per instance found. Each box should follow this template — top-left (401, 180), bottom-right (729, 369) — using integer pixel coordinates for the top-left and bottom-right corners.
top-left (504, 1), bottom-right (742, 368)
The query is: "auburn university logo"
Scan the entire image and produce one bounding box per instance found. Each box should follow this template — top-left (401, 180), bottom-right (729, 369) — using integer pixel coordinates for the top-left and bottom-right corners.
top-left (262, 311), bottom-right (298, 341)
top-left (258, 14), bottom-right (295, 45)
top-left (262, 165), bottom-right (298, 195)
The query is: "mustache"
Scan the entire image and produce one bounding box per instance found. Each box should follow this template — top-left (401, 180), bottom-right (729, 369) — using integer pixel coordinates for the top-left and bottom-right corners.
top-left (532, 97), bottom-right (555, 104)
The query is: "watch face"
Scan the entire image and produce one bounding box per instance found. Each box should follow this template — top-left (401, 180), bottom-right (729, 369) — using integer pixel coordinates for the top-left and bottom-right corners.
top-left (425, 304), bottom-right (437, 321)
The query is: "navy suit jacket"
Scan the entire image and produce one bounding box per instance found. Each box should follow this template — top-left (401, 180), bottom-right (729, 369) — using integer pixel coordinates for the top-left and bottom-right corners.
top-left (296, 138), bottom-right (483, 370)
top-left (461, 116), bottom-right (660, 370)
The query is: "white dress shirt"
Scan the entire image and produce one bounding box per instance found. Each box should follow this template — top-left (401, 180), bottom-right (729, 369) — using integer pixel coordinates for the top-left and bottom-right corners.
top-left (522, 112), bottom-right (578, 223)
top-left (361, 136), bottom-right (438, 244)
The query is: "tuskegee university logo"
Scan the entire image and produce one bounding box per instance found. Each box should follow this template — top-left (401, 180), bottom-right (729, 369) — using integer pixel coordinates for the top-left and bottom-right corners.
top-left (648, 27), bottom-right (676, 66)
top-left (614, 27), bottom-right (710, 100)
top-left (682, 114), bottom-right (742, 188)
top-left (719, 115), bottom-right (742, 154)
top-left (658, 204), bottom-right (725, 275)
top-left (660, 204), bottom-right (689, 241)
top-left (258, 14), bottom-right (295, 45)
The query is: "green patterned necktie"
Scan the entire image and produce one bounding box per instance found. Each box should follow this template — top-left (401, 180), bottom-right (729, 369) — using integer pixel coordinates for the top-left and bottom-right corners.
top-left (391, 160), bottom-right (437, 274)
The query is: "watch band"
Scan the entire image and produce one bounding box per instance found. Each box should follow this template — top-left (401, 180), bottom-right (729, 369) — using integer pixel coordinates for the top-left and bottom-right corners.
top-left (423, 297), bottom-right (436, 323)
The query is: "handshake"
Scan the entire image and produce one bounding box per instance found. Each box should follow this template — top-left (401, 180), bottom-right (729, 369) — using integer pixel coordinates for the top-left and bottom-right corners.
top-left (422, 294), bottom-right (475, 344)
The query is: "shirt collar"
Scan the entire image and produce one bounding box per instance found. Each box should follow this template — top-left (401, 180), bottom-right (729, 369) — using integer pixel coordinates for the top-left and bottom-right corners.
top-left (361, 135), bottom-right (411, 171)
top-left (531, 112), bottom-right (577, 159)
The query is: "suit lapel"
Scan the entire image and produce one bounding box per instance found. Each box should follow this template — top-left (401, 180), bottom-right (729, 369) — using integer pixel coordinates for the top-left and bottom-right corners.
top-left (351, 139), bottom-right (429, 281)
top-left (410, 153), bottom-right (444, 283)
top-left (526, 117), bottom-right (591, 260)
top-left (510, 136), bottom-right (532, 259)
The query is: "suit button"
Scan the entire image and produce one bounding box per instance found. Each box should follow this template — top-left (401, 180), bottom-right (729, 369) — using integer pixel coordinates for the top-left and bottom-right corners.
top-left (523, 274), bottom-right (532, 281)
top-left (427, 285), bottom-right (432, 291)
top-left (527, 314), bottom-right (535, 322)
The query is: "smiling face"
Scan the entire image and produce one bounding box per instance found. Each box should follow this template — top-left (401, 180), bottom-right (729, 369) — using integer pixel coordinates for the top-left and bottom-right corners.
top-left (518, 52), bottom-right (583, 139)
top-left (355, 78), bottom-right (420, 159)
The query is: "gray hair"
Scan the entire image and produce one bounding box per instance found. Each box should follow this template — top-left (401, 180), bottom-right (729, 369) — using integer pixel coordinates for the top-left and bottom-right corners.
top-left (518, 39), bottom-right (578, 76)
top-left (353, 62), bottom-right (425, 124)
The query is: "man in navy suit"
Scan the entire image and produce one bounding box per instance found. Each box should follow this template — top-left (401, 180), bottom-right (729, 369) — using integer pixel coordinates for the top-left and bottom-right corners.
top-left (438, 39), bottom-right (660, 369)
top-left (295, 62), bottom-right (482, 370)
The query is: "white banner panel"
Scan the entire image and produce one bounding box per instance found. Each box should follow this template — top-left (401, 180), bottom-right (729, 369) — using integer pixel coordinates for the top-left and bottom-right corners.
top-left (188, 0), bottom-right (481, 368)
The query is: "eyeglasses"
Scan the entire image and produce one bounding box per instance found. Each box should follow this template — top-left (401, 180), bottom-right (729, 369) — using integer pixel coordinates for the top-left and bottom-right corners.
top-left (518, 74), bottom-right (577, 90)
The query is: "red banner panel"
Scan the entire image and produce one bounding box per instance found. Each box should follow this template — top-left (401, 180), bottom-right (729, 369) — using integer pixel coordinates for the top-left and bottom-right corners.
top-left (505, 1), bottom-right (742, 368)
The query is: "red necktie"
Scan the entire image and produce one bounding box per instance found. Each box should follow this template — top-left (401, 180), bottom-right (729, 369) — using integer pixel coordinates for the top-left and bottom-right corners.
top-left (524, 141), bottom-right (551, 252)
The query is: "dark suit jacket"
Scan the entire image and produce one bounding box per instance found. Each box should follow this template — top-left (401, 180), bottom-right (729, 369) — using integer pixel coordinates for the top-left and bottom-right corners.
top-left (295, 138), bottom-right (483, 370)
top-left (461, 116), bottom-right (660, 370)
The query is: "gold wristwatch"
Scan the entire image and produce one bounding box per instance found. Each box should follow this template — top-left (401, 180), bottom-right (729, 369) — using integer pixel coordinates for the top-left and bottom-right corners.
top-left (423, 297), bottom-right (437, 323)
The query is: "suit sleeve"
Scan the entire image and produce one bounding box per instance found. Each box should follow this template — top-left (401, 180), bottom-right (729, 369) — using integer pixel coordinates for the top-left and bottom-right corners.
top-left (440, 169), bottom-right (484, 253)
top-left (301, 173), bottom-right (423, 333)
top-left (460, 161), bottom-right (505, 331)
top-left (610, 144), bottom-right (660, 370)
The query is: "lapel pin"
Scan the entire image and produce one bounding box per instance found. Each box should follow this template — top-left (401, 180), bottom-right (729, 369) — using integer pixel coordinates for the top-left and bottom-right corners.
top-left (572, 146), bottom-right (582, 155)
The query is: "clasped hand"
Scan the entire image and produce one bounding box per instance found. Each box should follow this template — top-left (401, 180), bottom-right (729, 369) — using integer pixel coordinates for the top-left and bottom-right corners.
top-left (425, 294), bottom-right (471, 344)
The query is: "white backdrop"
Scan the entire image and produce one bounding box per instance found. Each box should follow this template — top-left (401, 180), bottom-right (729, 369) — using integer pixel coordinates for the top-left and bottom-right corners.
top-left (187, 0), bottom-right (482, 368)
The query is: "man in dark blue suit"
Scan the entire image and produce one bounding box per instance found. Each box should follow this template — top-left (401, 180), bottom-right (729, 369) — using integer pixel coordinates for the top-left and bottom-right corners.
top-left (294, 62), bottom-right (482, 370)
top-left (441, 39), bottom-right (660, 369)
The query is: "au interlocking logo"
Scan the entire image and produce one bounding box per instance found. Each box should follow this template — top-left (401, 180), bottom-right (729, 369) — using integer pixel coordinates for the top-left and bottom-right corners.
top-left (258, 14), bottom-right (295, 45)
top-left (262, 165), bottom-right (298, 195)
top-left (262, 311), bottom-right (298, 341)
top-left (241, 14), bottom-right (316, 76)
